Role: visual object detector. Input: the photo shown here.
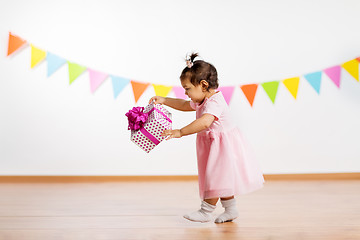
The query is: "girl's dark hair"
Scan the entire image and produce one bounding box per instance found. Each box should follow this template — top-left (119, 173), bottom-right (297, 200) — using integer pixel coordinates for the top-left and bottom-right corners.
top-left (180, 53), bottom-right (219, 90)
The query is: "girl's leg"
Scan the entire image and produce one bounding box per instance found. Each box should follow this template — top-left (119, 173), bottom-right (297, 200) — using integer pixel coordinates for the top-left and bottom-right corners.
top-left (204, 198), bottom-right (219, 206)
top-left (215, 195), bottom-right (239, 223)
top-left (220, 196), bottom-right (234, 201)
top-left (183, 198), bottom-right (218, 223)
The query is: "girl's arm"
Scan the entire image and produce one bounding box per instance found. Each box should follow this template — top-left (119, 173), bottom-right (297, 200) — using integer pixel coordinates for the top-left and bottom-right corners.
top-left (162, 114), bottom-right (215, 140)
top-left (149, 96), bottom-right (194, 112)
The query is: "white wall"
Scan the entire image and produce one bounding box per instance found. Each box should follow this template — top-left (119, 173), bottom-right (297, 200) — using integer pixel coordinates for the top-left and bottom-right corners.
top-left (0, 0), bottom-right (359, 175)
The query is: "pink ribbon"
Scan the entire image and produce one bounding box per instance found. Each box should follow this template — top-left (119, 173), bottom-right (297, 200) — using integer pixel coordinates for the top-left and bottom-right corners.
top-left (125, 107), bottom-right (149, 131)
top-left (140, 128), bottom-right (160, 145)
top-left (147, 107), bottom-right (172, 123)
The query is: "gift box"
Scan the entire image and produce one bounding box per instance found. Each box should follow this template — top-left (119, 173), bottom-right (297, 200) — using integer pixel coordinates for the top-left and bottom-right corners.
top-left (125, 103), bottom-right (172, 153)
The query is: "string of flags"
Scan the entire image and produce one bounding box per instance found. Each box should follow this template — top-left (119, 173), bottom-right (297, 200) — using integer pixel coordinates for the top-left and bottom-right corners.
top-left (6, 32), bottom-right (360, 106)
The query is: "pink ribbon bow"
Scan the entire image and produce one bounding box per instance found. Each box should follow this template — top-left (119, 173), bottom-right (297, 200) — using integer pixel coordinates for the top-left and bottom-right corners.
top-left (125, 107), bottom-right (149, 131)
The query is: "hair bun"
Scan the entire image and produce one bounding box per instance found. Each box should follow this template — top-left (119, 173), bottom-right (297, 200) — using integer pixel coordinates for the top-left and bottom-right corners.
top-left (187, 52), bottom-right (198, 62)
top-left (186, 52), bottom-right (198, 68)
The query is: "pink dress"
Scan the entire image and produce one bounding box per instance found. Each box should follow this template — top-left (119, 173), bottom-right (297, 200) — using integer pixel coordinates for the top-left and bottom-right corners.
top-left (190, 91), bottom-right (265, 200)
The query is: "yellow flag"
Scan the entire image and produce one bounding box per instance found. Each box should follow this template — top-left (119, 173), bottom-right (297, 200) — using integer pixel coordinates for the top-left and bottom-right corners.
top-left (31, 44), bottom-right (46, 68)
top-left (341, 59), bottom-right (359, 81)
top-left (152, 84), bottom-right (173, 97)
top-left (282, 77), bottom-right (300, 99)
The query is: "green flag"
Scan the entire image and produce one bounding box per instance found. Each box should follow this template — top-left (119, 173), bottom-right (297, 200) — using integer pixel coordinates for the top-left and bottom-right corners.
top-left (261, 81), bottom-right (279, 104)
top-left (68, 61), bottom-right (87, 84)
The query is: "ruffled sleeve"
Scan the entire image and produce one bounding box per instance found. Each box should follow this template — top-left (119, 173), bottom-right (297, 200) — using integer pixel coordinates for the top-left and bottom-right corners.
top-left (189, 100), bottom-right (196, 110)
top-left (202, 98), bottom-right (223, 120)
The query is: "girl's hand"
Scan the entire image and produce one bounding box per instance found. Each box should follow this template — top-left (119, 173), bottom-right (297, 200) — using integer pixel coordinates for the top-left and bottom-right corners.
top-left (161, 129), bottom-right (182, 140)
top-left (149, 96), bottom-right (166, 105)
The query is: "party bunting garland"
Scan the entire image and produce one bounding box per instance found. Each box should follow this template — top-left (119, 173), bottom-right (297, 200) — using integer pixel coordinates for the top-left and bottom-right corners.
top-left (6, 32), bottom-right (360, 106)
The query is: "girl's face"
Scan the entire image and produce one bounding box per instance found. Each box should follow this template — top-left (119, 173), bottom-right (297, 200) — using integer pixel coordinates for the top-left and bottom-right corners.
top-left (181, 78), bottom-right (206, 104)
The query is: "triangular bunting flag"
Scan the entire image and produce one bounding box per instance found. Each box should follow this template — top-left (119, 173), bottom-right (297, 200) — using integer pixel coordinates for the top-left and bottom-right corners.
top-left (30, 44), bottom-right (47, 68)
top-left (240, 84), bottom-right (258, 107)
top-left (47, 52), bottom-right (66, 77)
top-left (218, 86), bottom-right (235, 105)
top-left (304, 71), bottom-right (322, 94)
top-left (68, 61), bottom-right (87, 84)
top-left (341, 59), bottom-right (359, 82)
top-left (152, 84), bottom-right (173, 97)
top-left (261, 81), bottom-right (279, 104)
top-left (7, 32), bottom-right (27, 56)
top-left (323, 65), bottom-right (341, 88)
top-left (111, 76), bottom-right (130, 99)
top-left (282, 77), bottom-right (300, 99)
top-left (88, 69), bottom-right (108, 93)
top-left (172, 86), bottom-right (187, 99)
top-left (131, 81), bottom-right (150, 103)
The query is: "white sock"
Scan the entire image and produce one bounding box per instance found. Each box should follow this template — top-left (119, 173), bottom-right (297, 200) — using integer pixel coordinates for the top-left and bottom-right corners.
top-left (214, 198), bottom-right (239, 223)
top-left (183, 200), bottom-right (216, 223)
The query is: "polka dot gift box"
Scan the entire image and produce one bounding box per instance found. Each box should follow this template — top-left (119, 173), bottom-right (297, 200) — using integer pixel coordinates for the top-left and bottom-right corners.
top-left (125, 103), bottom-right (172, 153)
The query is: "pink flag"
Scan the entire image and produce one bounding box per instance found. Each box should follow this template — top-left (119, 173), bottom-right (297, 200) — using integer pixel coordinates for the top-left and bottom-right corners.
top-left (88, 69), bottom-right (108, 93)
top-left (172, 86), bottom-right (187, 99)
top-left (323, 65), bottom-right (341, 88)
top-left (218, 86), bottom-right (235, 105)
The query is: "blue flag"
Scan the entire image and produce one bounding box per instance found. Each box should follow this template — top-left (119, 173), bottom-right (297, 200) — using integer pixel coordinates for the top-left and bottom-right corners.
top-left (304, 71), bottom-right (322, 94)
top-left (47, 52), bottom-right (66, 77)
top-left (111, 75), bottom-right (130, 99)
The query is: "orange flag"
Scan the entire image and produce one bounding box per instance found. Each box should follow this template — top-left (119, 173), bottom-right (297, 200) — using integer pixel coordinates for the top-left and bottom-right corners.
top-left (240, 84), bottom-right (258, 107)
top-left (131, 81), bottom-right (150, 103)
top-left (7, 32), bottom-right (27, 56)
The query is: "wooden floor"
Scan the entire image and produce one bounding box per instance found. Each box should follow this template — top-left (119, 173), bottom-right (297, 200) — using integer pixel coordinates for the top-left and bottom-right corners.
top-left (0, 180), bottom-right (359, 240)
